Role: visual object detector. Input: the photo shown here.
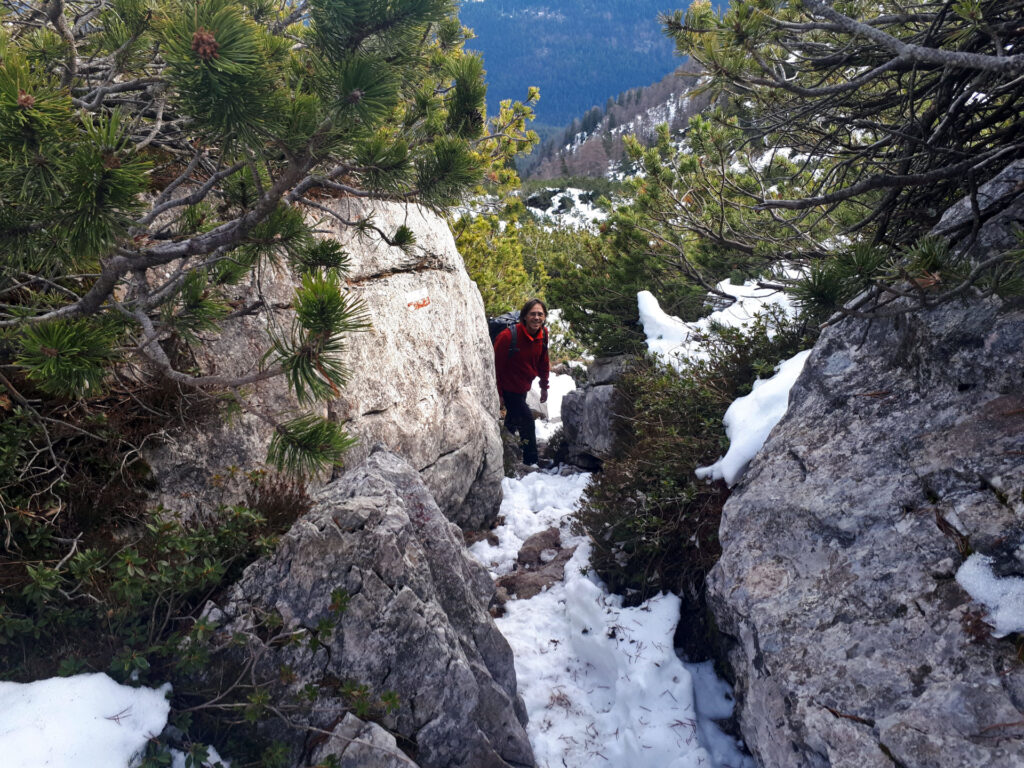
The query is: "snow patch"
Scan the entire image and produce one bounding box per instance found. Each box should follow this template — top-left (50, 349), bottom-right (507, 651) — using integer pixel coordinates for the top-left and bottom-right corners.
top-left (469, 473), bottom-right (753, 768)
top-left (0, 673), bottom-right (171, 768)
top-left (637, 279), bottom-right (794, 368)
top-left (956, 553), bottom-right (1024, 638)
top-left (695, 350), bottom-right (812, 486)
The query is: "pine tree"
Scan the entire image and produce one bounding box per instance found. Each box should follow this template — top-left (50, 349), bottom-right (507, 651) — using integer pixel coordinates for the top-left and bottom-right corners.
top-left (650, 0), bottom-right (1024, 316)
top-left (0, 0), bottom-right (538, 483)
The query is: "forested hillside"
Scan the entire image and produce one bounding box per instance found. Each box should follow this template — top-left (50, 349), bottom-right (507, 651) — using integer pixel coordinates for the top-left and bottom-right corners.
top-left (523, 59), bottom-right (711, 178)
top-left (459, 0), bottom-right (679, 127)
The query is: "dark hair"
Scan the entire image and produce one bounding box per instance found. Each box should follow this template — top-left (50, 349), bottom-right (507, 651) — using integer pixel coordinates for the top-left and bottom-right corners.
top-left (520, 298), bottom-right (547, 319)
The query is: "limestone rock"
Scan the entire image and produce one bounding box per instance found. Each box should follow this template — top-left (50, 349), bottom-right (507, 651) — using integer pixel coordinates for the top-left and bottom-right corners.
top-left (205, 449), bottom-right (533, 768)
top-left (586, 355), bottom-right (631, 386)
top-left (145, 199), bottom-right (502, 529)
top-left (561, 384), bottom-right (617, 469)
top-left (707, 173), bottom-right (1024, 768)
top-left (310, 714), bottom-right (421, 768)
top-left (560, 355), bottom-right (630, 469)
top-left (325, 200), bottom-right (503, 528)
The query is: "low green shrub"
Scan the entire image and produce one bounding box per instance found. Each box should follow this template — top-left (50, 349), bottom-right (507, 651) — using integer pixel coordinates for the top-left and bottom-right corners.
top-left (573, 307), bottom-right (813, 651)
top-left (0, 418), bottom-right (322, 765)
top-left (0, 478), bottom-right (300, 682)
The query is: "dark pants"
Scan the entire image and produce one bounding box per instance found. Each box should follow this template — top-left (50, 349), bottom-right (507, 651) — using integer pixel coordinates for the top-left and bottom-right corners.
top-left (502, 390), bottom-right (538, 464)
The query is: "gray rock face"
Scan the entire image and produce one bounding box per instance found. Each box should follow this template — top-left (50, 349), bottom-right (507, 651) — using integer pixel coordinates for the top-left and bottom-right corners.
top-left (310, 714), bottom-right (421, 768)
top-left (145, 199), bottom-right (502, 529)
top-left (559, 353), bottom-right (630, 469)
top-left (585, 355), bottom-right (631, 386)
top-left (325, 200), bottom-right (503, 529)
top-left (708, 177), bottom-right (1024, 768)
top-left (561, 376), bottom-right (621, 470)
top-left (206, 449), bottom-right (533, 768)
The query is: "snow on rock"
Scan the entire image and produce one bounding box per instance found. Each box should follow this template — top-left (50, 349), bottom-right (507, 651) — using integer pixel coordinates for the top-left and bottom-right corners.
top-left (531, 372), bottom-right (577, 441)
top-left (956, 553), bottom-right (1024, 638)
top-left (695, 350), bottom-right (812, 487)
top-left (0, 673), bottom-right (171, 768)
top-left (469, 472), bottom-right (590, 576)
top-left (638, 283), bottom-right (809, 487)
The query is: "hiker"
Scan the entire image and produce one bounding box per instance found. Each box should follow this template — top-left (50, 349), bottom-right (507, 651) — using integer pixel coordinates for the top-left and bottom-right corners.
top-left (494, 298), bottom-right (550, 467)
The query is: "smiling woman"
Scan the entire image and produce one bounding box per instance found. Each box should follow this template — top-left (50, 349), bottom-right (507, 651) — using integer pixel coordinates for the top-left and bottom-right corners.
top-left (494, 298), bottom-right (550, 466)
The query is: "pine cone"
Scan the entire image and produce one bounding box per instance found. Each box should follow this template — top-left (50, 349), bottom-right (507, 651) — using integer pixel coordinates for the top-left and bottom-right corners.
top-left (192, 28), bottom-right (220, 61)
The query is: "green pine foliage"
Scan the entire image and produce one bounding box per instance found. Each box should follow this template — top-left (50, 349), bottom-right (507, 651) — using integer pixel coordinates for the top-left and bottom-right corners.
top-left (16, 318), bottom-right (120, 399)
top-left (650, 0), bottom-right (1024, 317)
top-left (1, 0), bottom-right (538, 487)
top-left (0, 0), bottom-right (536, 758)
top-left (452, 203), bottom-right (548, 316)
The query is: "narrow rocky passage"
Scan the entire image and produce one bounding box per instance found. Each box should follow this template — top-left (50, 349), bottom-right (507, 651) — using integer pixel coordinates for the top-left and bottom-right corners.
top-left (468, 469), bottom-right (753, 768)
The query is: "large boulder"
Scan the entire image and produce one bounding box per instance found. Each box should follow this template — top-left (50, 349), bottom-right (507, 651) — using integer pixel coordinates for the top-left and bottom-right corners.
top-left (707, 167), bottom-right (1024, 768)
top-left (559, 355), bottom-right (629, 469)
top-left (204, 449), bottom-right (534, 768)
top-left (323, 200), bottom-right (503, 528)
top-left (145, 198), bottom-right (502, 529)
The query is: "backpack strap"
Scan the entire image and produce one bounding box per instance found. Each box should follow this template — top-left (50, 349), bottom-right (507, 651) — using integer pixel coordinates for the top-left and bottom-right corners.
top-left (507, 324), bottom-right (547, 358)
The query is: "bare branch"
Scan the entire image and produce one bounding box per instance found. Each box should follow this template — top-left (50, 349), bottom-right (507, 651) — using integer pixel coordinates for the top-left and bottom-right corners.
top-left (802, 0), bottom-right (1024, 74)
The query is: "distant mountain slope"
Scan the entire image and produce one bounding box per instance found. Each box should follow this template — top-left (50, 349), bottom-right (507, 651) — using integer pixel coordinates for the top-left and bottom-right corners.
top-left (524, 60), bottom-right (711, 179)
top-left (460, 0), bottom-right (678, 127)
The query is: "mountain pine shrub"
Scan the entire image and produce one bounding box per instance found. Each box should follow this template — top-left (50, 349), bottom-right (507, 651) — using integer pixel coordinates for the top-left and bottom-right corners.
top-left (0, 0), bottom-right (535, 759)
top-left (1, 0), bottom-right (537, 486)
top-left (573, 307), bottom-right (813, 653)
top-left (651, 0), bottom-right (1024, 319)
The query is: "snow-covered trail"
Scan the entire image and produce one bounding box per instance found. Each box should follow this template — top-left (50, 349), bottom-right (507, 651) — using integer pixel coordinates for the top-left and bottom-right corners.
top-left (468, 471), bottom-right (753, 768)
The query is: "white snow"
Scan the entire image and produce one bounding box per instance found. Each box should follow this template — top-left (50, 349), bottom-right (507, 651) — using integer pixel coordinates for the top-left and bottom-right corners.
top-left (695, 350), bottom-right (812, 486)
top-left (170, 746), bottom-right (227, 768)
top-left (638, 284), bottom-right (810, 487)
top-left (469, 473), bottom-right (752, 768)
top-left (0, 674), bottom-right (229, 767)
top-left (956, 553), bottom-right (1024, 638)
top-left (531, 372), bottom-right (576, 441)
top-left (637, 279), bottom-right (794, 369)
top-left (0, 673), bottom-right (171, 768)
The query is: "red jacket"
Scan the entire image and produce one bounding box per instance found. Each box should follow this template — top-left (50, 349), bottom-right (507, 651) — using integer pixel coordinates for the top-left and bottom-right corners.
top-left (494, 323), bottom-right (549, 395)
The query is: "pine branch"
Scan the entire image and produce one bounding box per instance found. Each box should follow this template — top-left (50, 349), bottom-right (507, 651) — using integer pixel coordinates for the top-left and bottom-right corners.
top-left (801, 0), bottom-right (1024, 74)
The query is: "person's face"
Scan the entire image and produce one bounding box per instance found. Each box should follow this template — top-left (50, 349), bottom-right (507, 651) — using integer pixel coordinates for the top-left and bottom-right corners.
top-left (524, 305), bottom-right (546, 334)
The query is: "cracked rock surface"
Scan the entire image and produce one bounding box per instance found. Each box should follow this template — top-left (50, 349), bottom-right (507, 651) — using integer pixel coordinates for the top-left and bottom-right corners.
top-left (309, 714), bottom-right (421, 768)
top-left (325, 199), bottom-right (503, 529)
top-left (708, 168), bottom-right (1024, 768)
top-left (206, 449), bottom-right (533, 768)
